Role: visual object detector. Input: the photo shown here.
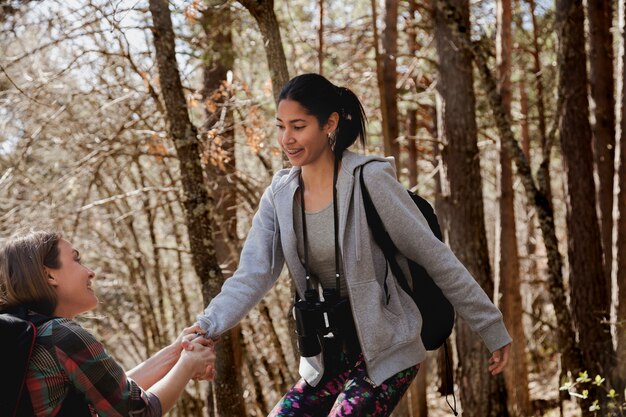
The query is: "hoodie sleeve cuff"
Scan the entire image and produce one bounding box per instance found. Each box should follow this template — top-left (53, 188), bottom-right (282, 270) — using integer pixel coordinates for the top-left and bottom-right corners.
top-left (195, 315), bottom-right (213, 335)
top-left (478, 319), bottom-right (512, 353)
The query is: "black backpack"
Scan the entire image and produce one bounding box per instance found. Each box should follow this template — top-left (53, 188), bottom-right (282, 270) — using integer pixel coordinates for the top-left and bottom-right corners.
top-left (359, 167), bottom-right (455, 350)
top-left (0, 308), bottom-right (91, 417)
top-left (360, 167), bottom-right (459, 415)
top-left (0, 307), bottom-right (52, 417)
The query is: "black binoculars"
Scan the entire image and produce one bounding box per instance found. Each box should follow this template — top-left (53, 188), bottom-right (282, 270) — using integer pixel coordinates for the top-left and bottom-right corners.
top-left (293, 288), bottom-right (353, 358)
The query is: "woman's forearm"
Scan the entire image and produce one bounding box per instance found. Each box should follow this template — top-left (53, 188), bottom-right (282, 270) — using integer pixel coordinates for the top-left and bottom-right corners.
top-left (148, 359), bottom-right (196, 414)
top-left (127, 343), bottom-right (180, 390)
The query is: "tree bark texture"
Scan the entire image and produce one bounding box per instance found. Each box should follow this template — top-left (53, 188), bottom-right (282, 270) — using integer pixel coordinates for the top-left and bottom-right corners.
top-left (528, 0), bottom-right (553, 205)
top-left (433, 0), bottom-right (586, 404)
top-left (238, 0), bottom-right (289, 104)
top-left (371, 0), bottom-right (390, 161)
top-left (381, 0), bottom-right (400, 162)
top-left (236, 0), bottom-right (294, 354)
top-left (616, 0), bottom-right (626, 396)
top-left (148, 2), bottom-right (239, 414)
top-left (518, 77), bottom-right (541, 343)
top-left (200, 5), bottom-right (246, 417)
top-left (433, 1), bottom-right (509, 415)
top-left (407, 110), bottom-right (418, 188)
top-left (495, 0), bottom-right (531, 415)
top-left (407, 0), bottom-right (419, 188)
top-left (555, 0), bottom-right (614, 377)
top-left (587, 0), bottom-right (616, 297)
top-left (147, 0), bottom-right (223, 309)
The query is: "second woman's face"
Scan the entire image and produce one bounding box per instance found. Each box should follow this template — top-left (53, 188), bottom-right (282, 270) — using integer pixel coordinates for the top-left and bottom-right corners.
top-left (276, 99), bottom-right (333, 167)
top-left (47, 239), bottom-right (98, 319)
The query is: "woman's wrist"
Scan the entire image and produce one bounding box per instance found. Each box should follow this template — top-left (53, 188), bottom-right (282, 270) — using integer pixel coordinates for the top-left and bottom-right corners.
top-left (174, 354), bottom-right (198, 379)
top-left (167, 340), bottom-right (183, 355)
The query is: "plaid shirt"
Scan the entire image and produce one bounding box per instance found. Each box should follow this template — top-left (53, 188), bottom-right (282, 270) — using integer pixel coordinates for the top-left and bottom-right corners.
top-left (26, 318), bottom-right (161, 417)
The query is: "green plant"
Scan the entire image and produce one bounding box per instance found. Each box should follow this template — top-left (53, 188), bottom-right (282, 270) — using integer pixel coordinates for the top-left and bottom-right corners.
top-left (560, 371), bottom-right (625, 416)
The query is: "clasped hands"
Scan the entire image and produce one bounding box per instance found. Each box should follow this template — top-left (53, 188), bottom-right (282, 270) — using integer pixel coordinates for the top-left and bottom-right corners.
top-left (176, 325), bottom-right (217, 381)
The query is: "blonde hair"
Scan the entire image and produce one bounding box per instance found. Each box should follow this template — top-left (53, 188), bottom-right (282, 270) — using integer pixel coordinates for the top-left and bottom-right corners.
top-left (0, 230), bottom-right (61, 315)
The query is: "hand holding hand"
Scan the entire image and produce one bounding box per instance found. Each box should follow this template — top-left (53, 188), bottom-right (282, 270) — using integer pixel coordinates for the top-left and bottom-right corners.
top-left (194, 362), bottom-right (216, 381)
top-left (488, 343), bottom-right (511, 375)
top-left (175, 324), bottom-right (207, 352)
top-left (179, 324), bottom-right (216, 354)
top-left (179, 338), bottom-right (215, 380)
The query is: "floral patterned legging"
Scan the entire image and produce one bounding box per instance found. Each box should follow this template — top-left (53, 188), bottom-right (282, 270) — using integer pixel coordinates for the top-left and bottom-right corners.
top-left (268, 354), bottom-right (419, 417)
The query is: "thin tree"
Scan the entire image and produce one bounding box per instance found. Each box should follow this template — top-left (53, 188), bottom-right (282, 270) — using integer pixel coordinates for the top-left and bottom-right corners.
top-left (555, 0), bottom-right (614, 379)
top-left (382, 0), bottom-right (400, 161)
top-left (407, 0), bottom-right (419, 188)
top-left (495, 0), bottom-right (531, 415)
top-left (527, 0), bottom-right (552, 204)
top-left (147, 0), bottom-right (231, 414)
top-left (371, 0), bottom-right (400, 161)
top-left (199, 4), bottom-right (246, 416)
top-left (432, 0), bottom-right (588, 412)
top-left (615, 0), bottom-right (626, 396)
top-left (587, 0), bottom-right (616, 298)
top-left (238, 0), bottom-right (289, 104)
top-left (433, 0), bottom-right (509, 415)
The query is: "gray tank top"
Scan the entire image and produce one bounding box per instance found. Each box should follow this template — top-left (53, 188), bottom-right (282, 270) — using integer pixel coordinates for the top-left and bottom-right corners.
top-left (293, 199), bottom-right (347, 296)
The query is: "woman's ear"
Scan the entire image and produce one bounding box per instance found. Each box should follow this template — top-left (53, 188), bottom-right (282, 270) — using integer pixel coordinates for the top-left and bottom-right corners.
top-left (326, 112), bottom-right (339, 133)
top-left (45, 268), bottom-right (59, 287)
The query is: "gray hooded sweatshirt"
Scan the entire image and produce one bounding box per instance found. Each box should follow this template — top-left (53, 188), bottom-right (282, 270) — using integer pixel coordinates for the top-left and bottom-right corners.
top-left (197, 151), bottom-right (512, 386)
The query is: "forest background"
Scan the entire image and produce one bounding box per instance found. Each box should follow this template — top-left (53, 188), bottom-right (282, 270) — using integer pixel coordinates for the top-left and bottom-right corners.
top-left (1, 0), bottom-right (625, 416)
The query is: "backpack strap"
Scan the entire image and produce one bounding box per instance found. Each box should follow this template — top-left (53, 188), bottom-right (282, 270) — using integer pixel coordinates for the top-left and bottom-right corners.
top-left (359, 165), bottom-right (413, 299)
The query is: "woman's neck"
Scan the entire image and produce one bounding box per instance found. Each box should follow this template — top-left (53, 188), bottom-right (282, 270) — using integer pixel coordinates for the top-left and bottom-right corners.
top-left (300, 152), bottom-right (336, 191)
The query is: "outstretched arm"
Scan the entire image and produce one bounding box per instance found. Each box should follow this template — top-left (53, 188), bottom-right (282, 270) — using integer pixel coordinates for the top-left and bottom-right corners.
top-left (49, 319), bottom-right (213, 417)
top-left (148, 338), bottom-right (215, 413)
top-left (196, 185), bottom-right (285, 338)
top-left (127, 325), bottom-right (208, 390)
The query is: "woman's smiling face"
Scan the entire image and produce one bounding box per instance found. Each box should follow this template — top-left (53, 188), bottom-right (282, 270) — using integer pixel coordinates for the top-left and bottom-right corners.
top-left (46, 239), bottom-right (97, 319)
top-left (276, 99), bottom-right (336, 167)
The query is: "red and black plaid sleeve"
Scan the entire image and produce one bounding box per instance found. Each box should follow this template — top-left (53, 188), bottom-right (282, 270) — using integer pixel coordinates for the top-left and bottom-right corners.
top-left (27, 318), bottom-right (162, 417)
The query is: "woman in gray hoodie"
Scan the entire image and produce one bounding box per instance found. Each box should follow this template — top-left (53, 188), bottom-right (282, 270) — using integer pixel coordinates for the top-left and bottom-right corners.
top-left (195, 73), bottom-right (512, 416)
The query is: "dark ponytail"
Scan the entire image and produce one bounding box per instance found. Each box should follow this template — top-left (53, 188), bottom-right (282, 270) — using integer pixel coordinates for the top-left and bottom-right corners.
top-left (334, 86), bottom-right (367, 158)
top-left (278, 74), bottom-right (367, 159)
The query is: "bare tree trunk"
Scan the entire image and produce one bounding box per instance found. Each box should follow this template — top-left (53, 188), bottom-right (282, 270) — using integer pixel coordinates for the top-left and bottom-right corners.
top-left (519, 78), bottom-right (530, 169)
top-left (496, 1), bottom-right (531, 415)
top-left (371, 0), bottom-right (400, 161)
top-left (431, 0), bottom-right (587, 410)
top-left (518, 2), bottom-right (570, 409)
top-left (615, 0), bottom-right (626, 397)
top-left (407, 0), bottom-right (419, 188)
top-left (407, 111), bottom-right (418, 188)
top-left (147, 0), bottom-right (229, 414)
top-left (382, 0), bottom-right (400, 162)
top-left (237, 0), bottom-right (296, 361)
top-left (199, 4), bottom-right (246, 416)
top-left (555, 0), bottom-right (614, 380)
top-left (433, 1), bottom-right (509, 415)
top-left (528, 0), bottom-right (552, 205)
top-left (587, 0), bottom-right (616, 298)
top-left (238, 0), bottom-right (289, 104)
